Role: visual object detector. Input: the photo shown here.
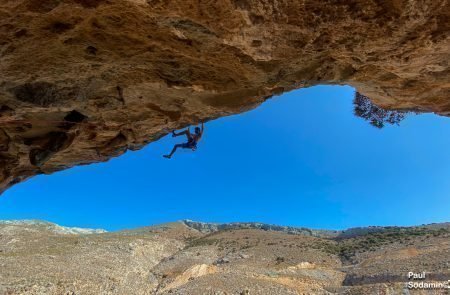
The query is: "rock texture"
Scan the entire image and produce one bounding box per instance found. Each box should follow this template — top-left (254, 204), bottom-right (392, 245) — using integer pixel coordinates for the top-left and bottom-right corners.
top-left (0, 0), bottom-right (449, 191)
top-left (0, 220), bottom-right (449, 294)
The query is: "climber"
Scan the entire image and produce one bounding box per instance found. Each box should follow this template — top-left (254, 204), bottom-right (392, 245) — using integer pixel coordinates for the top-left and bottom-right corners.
top-left (163, 123), bottom-right (204, 159)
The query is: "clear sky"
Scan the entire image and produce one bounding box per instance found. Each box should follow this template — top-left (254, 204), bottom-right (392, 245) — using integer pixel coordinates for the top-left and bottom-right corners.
top-left (1, 85), bottom-right (449, 231)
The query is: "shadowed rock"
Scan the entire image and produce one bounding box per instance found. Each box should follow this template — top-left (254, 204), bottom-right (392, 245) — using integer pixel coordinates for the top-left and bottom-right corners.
top-left (0, 0), bottom-right (449, 192)
top-left (28, 132), bottom-right (71, 167)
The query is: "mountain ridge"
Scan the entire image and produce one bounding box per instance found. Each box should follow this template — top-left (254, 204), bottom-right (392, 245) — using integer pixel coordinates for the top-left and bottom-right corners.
top-left (2, 219), bottom-right (449, 238)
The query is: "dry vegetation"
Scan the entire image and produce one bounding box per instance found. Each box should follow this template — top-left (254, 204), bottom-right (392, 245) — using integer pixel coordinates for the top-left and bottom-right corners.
top-left (0, 220), bottom-right (449, 294)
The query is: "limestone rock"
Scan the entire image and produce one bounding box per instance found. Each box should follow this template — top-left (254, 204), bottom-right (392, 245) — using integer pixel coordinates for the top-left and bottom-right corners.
top-left (0, 0), bottom-right (448, 192)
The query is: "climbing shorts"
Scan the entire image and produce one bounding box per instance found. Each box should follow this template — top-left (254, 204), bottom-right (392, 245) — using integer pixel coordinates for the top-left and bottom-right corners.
top-left (180, 141), bottom-right (197, 150)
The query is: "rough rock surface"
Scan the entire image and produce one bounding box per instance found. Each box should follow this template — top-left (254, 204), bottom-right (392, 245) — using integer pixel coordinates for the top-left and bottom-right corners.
top-left (1, 220), bottom-right (449, 294)
top-left (0, 0), bottom-right (449, 192)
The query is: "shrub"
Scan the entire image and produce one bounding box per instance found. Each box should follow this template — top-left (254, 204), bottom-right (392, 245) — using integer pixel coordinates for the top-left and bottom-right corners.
top-left (353, 92), bottom-right (407, 128)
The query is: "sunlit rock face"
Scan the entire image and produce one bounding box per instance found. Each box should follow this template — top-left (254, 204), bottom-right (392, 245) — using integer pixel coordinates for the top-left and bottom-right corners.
top-left (0, 0), bottom-right (448, 192)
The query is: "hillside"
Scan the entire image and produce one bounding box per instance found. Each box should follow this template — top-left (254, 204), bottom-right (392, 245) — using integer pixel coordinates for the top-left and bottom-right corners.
top-left (1, 220), bottom-right (448, 294)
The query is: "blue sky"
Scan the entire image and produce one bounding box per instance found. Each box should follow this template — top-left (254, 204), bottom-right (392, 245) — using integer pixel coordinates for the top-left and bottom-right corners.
top-left (1, 85), bottom-right (449, 231)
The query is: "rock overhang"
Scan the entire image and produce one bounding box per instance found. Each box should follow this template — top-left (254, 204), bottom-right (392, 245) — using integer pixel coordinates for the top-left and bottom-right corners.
top-left (0, 0), bottom-right (448, 192)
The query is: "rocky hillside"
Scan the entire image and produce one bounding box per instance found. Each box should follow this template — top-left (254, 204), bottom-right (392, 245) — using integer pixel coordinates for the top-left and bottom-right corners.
top-left (1, 220), bottom-right (448, 294)
top-left (0, 0), bottom-right (449, 192)
top-left (181, 220), bottom-right (341, 237)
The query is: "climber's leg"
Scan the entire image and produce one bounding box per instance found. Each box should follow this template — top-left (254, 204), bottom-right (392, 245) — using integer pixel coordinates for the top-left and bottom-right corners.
top-left (172, 129), bottom-right (191, 140)
top-left (163, 144), bottom-right (183, 159)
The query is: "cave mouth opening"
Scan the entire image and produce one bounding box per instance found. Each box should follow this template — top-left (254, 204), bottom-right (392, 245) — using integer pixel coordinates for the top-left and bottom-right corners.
top-left (1, 85), bottom-right (449, 231)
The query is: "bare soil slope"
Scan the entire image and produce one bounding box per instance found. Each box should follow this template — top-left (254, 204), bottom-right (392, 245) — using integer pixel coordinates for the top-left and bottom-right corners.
top-left (0, 220), bottom-right (449, 294)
